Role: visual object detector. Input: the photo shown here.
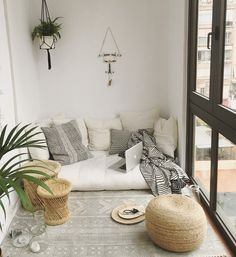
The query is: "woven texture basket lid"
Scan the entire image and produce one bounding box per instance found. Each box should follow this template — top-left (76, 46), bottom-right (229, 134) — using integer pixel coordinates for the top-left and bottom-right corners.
top-left (22, 160), bottom-right (61, 178)
top-left (146, 194), bottom-right (206, 229)
top-left (37, 178), bottom-right (72, 198)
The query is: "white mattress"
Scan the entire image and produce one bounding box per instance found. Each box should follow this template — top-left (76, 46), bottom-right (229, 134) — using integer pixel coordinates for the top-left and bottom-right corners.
top-left (58, 151), bottom-right (149, 191)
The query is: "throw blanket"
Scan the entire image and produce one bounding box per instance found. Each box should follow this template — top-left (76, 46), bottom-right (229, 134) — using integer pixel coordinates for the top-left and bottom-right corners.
top-left (128, 129), bottom-right (189, 196)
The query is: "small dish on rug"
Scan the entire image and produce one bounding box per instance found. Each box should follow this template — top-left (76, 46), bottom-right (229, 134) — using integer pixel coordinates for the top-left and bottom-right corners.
top-left (111, 204), bottom-right (145, 224)
top-left (118, 205), bottom-right (145, 220)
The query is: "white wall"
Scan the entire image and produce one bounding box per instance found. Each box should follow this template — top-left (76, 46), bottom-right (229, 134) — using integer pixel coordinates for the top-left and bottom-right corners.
top-left (0, 0), bottom-right (19, 243)
top-left (0, 0), bottom-right (43, 243)
top-left (30, 0), bottom-right (188, 163)
top-left (5, 0), bottom-right (41, 123)
top-left (167, 0), bottom-right (188, 168)
top-left (31, 0), bottom-right (170, 118)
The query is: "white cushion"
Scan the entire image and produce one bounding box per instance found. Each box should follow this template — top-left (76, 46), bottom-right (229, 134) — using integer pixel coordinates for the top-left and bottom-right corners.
top-left (84, 117), bottom-right (122, 130)
top-left (27, 124), bottom-right (50, 160)
top-left (59, 154), bottom-right (107, 191)
top-left (34, 118), bottom-right (53, 127)
top-left (52, 117), bottom-right (89, 147)
top-left (154, 117), bottom-right (178, 157)
top-left (85, 117), bottom-right (122, 150)
top-left (87, 128), bottom-right (110, 151)
top-left (58, 151), bottom-right (149, 191)
top-left (119, 108), bottom-right (159, 131)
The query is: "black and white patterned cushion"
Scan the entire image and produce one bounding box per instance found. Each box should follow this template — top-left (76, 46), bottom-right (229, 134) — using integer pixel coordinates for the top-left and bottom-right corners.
top-left (42, 120), bottom-right (92, 165)
top-left (109, 129), bottom-right (131, 155)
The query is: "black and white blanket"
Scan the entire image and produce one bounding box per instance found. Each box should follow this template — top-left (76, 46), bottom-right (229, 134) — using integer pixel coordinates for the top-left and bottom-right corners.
top-left (128, 129), bottom-right (189, 196)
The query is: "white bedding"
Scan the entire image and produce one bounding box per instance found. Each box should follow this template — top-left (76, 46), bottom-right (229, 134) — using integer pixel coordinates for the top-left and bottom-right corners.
top-left (58, 151), bottom-right (149, 191)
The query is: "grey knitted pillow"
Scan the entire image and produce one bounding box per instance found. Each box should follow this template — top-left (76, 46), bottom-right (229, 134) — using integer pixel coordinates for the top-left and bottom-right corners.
top-left (109, 129), bottom-right (132, 155)
top-left (42, 120), bottom-right (92, 165)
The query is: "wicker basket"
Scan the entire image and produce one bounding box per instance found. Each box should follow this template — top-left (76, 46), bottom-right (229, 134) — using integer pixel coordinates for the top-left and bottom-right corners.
top-left (37, 178), bottom-right (72, 225)
top-left (23, 160), bottom-right (61, 210)
top-left (145, 194), bottom-right (207, 253)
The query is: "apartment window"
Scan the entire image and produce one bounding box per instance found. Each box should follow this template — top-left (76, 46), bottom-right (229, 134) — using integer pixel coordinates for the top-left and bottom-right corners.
top-left (225, 49), bottom-right (232, 61)
top-left (225, 31), bottom-right (232, 44)
top-left (198, 50), bottom-right (211, 61)
top-left (198, 36), bottom-right (207, 45)
top-left (200, 0), bottom-right (213, 4)
top-left (188, 0), bottom-right (236, 254)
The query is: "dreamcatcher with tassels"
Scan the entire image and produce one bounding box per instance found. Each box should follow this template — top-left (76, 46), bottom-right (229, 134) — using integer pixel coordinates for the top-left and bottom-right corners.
top-left (98, 27), bottom-right (122, 86)
top-left (32, 0), bottom-right (62, 70)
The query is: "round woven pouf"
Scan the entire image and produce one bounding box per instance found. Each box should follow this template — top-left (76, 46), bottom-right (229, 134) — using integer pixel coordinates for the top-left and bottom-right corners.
top-left (37, 178), bottom-right (72, 225)
top-left (145, 194), bottom-right (207, 253)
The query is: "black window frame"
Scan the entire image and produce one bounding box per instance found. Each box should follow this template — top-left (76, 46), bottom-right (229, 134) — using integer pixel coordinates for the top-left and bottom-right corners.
top-left (187, 0), bottom-right (236, 254)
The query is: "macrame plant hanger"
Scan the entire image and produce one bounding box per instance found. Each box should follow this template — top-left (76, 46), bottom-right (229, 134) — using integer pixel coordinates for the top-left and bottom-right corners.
top-left (98, 27), bottom-right (122, 86)
top-left (40, 0), bottom-right (55, 70)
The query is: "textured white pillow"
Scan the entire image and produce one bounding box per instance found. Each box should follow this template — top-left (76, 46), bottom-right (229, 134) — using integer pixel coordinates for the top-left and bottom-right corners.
top-left (119, 108), bottom-right (159, 131)
top-left (27, 124), bottom-right (50, 160)
top-left (88, 128), bottom-right (110, 151)
top-left (85, 117), bottom-right (122, 150)
top-left (84, 117), bottom-right (122, 130)
top-left (52, 117), bottom-right (89, 147)
top-left (35, 118), bottom-right (53, 127)
top-left (154, 117), bottom-right (178, 158)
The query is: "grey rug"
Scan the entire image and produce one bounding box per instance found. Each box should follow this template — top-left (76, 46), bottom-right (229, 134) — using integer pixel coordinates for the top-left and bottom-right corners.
top-left (1, 190), bottom-right (229, 257)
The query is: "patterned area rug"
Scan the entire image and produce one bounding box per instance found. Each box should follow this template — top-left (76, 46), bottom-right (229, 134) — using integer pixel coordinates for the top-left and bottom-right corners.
top-left (2, 190), bottom-right (229, 257)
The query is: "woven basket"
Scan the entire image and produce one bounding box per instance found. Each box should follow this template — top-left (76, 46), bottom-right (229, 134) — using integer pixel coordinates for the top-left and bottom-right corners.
top-left (23, 160), bottom-right (61, 210)
top-left (145, 194), bottom-right (207, 253)
top-left (37, 178), bottom-right (72, 225)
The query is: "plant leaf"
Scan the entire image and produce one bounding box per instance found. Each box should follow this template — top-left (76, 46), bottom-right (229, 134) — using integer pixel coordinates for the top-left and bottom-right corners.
top-left (0, 125), bottom-right (8, 149)
top-left (2, 123), bottom-right (25, 148)
top-left (20, 175), bottom-right (53, 195)
top-left (0, 179), bottom-right (10, 203)
top-left (10, 169), bottom-right (52, 179)
top-left (0, 200), bottom-right (6, 220)
top-left (7, 178), bottom-right (34, 211)
top-left (0, 153), bottom-right (28, 171)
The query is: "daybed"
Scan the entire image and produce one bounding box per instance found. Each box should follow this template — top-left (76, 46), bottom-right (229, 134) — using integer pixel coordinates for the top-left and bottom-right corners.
top-left (28, 108), bottom-right (179, 191)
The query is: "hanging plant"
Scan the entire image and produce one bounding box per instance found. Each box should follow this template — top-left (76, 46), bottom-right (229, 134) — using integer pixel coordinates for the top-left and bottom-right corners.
top-left (32, 17), bottom-right (62, 42)
top-left (32, 0), bottom-right (62, 70)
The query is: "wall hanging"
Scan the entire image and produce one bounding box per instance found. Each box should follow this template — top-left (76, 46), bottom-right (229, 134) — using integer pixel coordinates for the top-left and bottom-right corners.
top-left (32, 0), bottom-right (62, 70)
top-left (98, 27), bottom-right (122, 86)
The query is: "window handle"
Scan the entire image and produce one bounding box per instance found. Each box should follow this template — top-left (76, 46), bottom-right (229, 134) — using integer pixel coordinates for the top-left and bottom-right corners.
top-left (207, 32), bottom-right (213, 49)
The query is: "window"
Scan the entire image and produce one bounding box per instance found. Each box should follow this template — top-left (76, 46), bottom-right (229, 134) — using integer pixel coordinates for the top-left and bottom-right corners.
top-left (198, 50), bottom-right (211, 62)
top-left (217, 134), bottom-right (236, 238)
top-left (198, 36), bottom-right (207, 45)
top-left (188, 0), bottom-right (236, 254)
top-left (224, 49), bottom-right (232, 61)
top-left (225, 31), bottom-right (232, 45)
top-left (193, 116), bottom-right (212, 199)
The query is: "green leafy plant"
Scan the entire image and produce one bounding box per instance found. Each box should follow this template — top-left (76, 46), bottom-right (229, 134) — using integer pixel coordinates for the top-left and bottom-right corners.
top-left (32, 17), bottom-right (62, 41)
top-left (0, 124), bottom-right (53, 229)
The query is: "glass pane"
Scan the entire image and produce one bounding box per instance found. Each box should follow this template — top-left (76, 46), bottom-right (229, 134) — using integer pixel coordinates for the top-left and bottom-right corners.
top-left (216, 134), bottom-right (236, 238)
top-left (222, 0), bottom-right (236, 111)
top-left (195, 0), bottom-right (213, 98)
top-left (193, 116), bottom-right (212, 198)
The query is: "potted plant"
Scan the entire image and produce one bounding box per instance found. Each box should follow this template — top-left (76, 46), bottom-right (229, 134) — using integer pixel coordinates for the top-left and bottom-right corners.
top-left (32, 17), bottom-right (62, 49)
top-left (0, 124), bottom-right (53, 229)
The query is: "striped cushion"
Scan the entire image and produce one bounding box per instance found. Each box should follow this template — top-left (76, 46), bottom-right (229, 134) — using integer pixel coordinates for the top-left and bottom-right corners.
top-left (42, 120), bottom-right (92, 165)
top-left (109, 129), bottom-right (131, 155)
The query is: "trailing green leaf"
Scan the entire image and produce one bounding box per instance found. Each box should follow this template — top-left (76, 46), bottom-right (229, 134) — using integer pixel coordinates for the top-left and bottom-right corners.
top-left (0, 123), bottom-right (54, 229)
top-left (32, 17), bottom-right (62, 41)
